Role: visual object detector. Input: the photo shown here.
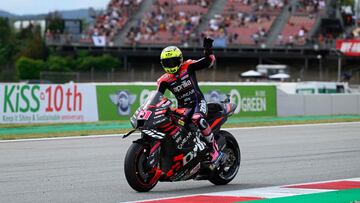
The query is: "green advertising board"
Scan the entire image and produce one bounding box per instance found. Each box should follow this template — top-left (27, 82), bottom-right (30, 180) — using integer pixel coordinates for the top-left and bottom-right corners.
top-left (96, 84), bottom-right (277, 121)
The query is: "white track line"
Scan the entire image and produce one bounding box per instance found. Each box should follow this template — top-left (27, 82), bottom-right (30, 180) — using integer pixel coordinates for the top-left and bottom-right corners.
top-left (0, 133), bottom-right (124, 143)
top-left (1, 121), bottom-right (360, 143)
top-left (122, 177), bottom-right (360, 203)
top-left (223, 121), bottom-right (360, 130)
top-left (206, 187), bottom-right (333, 198)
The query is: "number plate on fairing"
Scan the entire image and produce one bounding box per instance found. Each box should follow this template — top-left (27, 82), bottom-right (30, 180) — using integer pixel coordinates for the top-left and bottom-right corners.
top-left (137, 110), bottom-right (152, 120)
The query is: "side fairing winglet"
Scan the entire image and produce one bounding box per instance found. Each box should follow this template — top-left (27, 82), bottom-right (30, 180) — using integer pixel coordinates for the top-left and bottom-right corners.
top-left (123, 129), bottom-right (136, 139)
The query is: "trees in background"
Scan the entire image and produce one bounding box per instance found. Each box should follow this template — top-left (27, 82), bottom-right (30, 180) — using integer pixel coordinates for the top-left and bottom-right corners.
top-left (0, 17), bottom-right (121, 81)
top-left (16, 57), bottom-right (45, 80)
top-left (0, 17), bottom-right (49, 80)
top-left (76, 54), bottom-right (121, 71)
top-left (16, 53), bottom-right (121, 80)
top-left (46, 11), bottom-right (65, 34)
top-left (0, 18), bottom-right (17, 71)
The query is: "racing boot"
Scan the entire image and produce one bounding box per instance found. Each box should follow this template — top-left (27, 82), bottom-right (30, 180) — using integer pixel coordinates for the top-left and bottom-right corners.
top-left (204, 132), bottom-right (224, 168)
top-left (196, 116), bottom-right (224, 168)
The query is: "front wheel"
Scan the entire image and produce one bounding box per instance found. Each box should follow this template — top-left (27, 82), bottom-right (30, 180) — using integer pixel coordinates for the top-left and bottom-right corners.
top-left (124, 142), bottom-right (158, 192)
top-left (209, 130), bottom-right (241, 185)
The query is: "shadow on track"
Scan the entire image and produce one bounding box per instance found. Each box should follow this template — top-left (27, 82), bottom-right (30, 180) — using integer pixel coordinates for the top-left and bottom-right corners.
top-left (126, 183), bottom-right (271, 194)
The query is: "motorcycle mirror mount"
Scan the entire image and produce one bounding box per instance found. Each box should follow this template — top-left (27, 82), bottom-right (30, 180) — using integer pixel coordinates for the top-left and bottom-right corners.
top-left (224, 94), bottom-right (231, 103)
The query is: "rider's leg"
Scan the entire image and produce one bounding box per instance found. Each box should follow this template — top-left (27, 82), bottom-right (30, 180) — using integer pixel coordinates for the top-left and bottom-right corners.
top-left (192, 101), bottom-right (222, 163)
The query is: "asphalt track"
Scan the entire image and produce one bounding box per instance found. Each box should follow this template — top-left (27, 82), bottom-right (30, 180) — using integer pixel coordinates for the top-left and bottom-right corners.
top-left (1, 122), bottom-right (360, 203)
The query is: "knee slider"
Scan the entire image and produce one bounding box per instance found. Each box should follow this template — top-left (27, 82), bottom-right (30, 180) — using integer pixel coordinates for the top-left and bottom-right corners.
top-left (192, 113), bottom-right (210, 130)
top-left (199, 118), bottom-right (209, 130)
top-left (200, 118), bottom-right (212, 136)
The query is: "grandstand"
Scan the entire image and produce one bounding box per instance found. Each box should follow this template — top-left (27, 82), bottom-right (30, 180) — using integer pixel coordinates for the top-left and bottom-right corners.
top-left (125, 0), bottom-right (213, 46)
top-left (43, 0), bottom-right (360, 83)
top-left (49, 0), bottom-right (335, 48)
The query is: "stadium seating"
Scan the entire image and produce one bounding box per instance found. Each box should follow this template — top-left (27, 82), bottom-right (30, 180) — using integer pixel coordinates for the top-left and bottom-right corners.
top-left (82, 0), bottom-right (327, 47)
top-left (295, 0), bottom-right (326, 15)
top-left (280, 15), bottom-right (316, 45)
top-left (204, 0), bottom-right (282, 45)
top-left (278, 0), bottom-right (326, 46)
top-left (88, 0), bottom-right (144, 46)
top-left (125, 0), bottom-right (214, 46)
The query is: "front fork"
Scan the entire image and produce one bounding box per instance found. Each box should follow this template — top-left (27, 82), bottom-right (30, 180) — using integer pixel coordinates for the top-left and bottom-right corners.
top-left (134, 138), bottom-right (162, 183)
top-left (147, 140), bottom-right (162, 184)
top-left (147, 140), bottom-right (161, 169)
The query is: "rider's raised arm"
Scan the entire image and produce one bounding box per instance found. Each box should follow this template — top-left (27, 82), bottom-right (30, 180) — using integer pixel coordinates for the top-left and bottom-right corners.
top-left (188, 37), bottom-right (215, 72)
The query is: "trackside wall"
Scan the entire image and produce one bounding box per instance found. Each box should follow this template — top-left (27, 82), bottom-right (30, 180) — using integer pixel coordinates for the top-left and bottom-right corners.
top-left (277, 93), bottom-right (360, 116)
top-left (1, 82), bottom-right (359, 124)
top-left (0, 82), bottom-right (277, 123)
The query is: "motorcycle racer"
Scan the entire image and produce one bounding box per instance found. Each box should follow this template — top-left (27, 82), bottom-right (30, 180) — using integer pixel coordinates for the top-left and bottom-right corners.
top-left (157, 37), bottom-right (223, 165)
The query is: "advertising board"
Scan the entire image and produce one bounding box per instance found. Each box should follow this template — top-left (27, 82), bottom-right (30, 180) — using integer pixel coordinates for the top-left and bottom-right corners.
top-left (96, 84), bottom-right (277, 121)
top-left (0, 83), bottom-right (98, 123)
top-left (336, 39), bottom-right (360, 56)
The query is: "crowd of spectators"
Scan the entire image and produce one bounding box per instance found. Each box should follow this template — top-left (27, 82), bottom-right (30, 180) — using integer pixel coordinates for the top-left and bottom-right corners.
top-left (204, 0), bottom-right (281, 45)
top-left (295, 0), bottom-right (326, 15)
top-left (204, 13), bottom-right (274, 45)
top-left (278, 15), bottom-right (315, 46)
top-left (86, 0), bottom-right (143, 46)
top-left (52, 0), bottom-right (329, 47)
top-left (126, 0), bottom-right (213, 46)
top-left (277, 0), bottom-right (326, 47)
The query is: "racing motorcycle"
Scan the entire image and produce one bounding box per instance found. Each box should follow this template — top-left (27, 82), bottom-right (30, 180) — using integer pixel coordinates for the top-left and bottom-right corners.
top-left (123, 91), bottom-right (241, 192)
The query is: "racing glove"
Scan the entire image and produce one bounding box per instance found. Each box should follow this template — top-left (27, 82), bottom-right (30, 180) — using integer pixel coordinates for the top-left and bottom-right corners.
top-left (203, 37), bottom-right (214, 56)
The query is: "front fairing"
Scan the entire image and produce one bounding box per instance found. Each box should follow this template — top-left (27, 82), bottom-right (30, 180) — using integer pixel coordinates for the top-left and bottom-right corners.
top-left (130, 91), bottom-right (172, 131)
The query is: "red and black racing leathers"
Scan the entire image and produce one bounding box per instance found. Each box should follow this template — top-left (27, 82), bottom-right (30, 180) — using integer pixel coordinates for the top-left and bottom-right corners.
top-left (157, 53), bottom-right (215, 136)
top-left (157, 54), bottom-right (215, 110)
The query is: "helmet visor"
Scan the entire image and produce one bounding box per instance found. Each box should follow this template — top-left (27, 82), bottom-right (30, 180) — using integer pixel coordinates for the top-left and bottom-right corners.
top-left (161, 57), bottom-right (182, 69)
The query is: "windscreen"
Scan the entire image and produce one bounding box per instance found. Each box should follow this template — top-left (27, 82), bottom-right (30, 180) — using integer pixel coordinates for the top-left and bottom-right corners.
top-left (142, 91), bottom-right (164, 109)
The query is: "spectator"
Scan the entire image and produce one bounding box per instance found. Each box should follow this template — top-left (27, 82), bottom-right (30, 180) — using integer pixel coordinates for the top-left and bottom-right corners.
top-left (277, 34), bottom-right (284, 45)
top-left (89, 0), bottom-right (144, 46)
top-left (126, 0), bottom-right (213, 45)
top-left (288, 35), bottom-right (294, 46)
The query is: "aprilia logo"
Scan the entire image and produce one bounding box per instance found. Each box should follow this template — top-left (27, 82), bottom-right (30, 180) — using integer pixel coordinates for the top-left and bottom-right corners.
top-left (173, 80), bottom-right (191, 93)
top-left (183, 136), bottom-right (205, 166)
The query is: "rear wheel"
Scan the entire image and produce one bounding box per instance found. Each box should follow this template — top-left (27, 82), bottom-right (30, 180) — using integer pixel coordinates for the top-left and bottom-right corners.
top-left (124, 142), bottom-right (158, 192)
top-left (209, 130), bottom-right (241, 185)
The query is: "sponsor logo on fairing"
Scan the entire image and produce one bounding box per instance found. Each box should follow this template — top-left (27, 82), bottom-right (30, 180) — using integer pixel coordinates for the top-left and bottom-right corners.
top-left (142, 129), bottom-right (166, 139)
top-left (178, 132), bottom-right (192, 149)
top-left (182, 136), bottom-right (206, 166)
top-left (182, 163), bottom-right (201, 180)
top-left (153, 117), bottom-right (167, 125)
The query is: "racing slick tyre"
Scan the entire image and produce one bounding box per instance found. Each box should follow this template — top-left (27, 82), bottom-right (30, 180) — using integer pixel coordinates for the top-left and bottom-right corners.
top-left (209, 130), bottom-right (241, 185)
top-left (124, 142), bottom-right (158, 192)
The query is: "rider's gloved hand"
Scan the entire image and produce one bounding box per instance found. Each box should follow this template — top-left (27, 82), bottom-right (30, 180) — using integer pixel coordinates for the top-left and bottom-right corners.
top-left (203, 37), bottom-right (214, 56)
